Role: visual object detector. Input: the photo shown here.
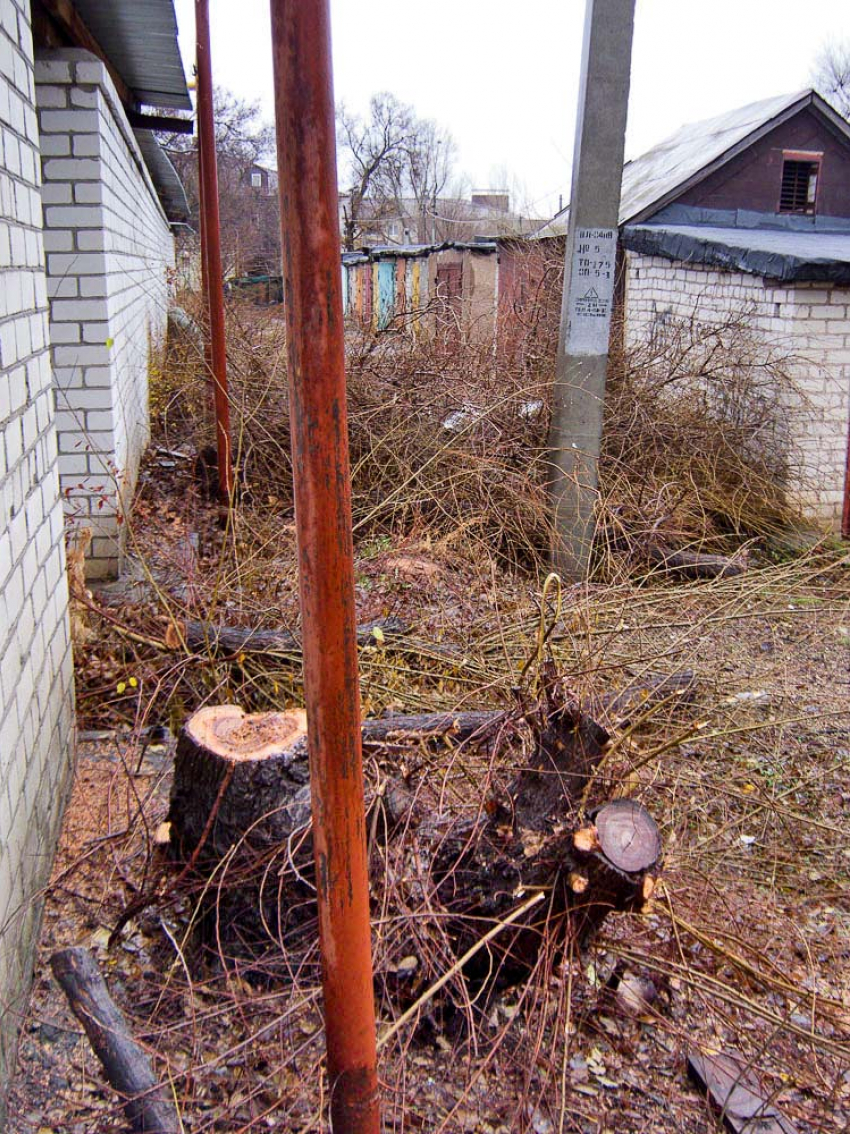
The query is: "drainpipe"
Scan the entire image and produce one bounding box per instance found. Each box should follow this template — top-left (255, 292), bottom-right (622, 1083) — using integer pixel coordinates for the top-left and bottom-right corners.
top-left (268, 3), bottom-right (380, 1132)
top-left (195, 0), bottom-right (233, 500)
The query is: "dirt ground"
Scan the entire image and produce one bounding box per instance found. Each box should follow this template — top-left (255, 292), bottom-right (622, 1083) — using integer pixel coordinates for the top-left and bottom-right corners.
top-left (5, 442), bottom-right (850, 1133)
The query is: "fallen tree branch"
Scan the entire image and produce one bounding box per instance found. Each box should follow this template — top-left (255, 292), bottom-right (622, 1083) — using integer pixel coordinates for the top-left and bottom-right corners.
top-left (183, 615), bottom-right (410, 656)
top-left (649, 544), bottom-right (747, 579)
top-left (50, 947), bottom-right (180, 1134)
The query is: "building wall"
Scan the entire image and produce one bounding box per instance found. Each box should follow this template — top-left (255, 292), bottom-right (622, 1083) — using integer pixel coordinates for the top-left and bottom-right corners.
top-left (624, 252), bottom-right (850, 529)
top-left (0, 0), bottom-right (74, 1104)
top-left (35, 48), bottom-right (175, 577)
top-left (676, 107), bottom-right (850, 218)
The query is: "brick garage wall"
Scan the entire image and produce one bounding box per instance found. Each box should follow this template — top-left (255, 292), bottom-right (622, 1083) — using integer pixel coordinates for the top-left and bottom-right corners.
top-left (35, 49), bottom-right (175, 577)
top-left (623, 252), bottom-right (850, 530)
top-left (0, 0), bottom-right (74, 1105)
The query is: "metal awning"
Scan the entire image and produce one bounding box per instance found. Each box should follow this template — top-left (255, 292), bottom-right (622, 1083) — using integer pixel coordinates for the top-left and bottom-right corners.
top-left (72, 0), bottom-right (191, 110)
top-left (133, 129), bottom-right (190, 221)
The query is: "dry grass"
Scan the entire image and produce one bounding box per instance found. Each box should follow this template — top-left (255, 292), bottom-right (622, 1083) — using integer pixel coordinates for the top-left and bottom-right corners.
top-left (10, 283), bottom-right (848, 1131)
top-left (160, 276), bottom-right (814, 593)
top-left (12, 544), bottom-right (849, 1132)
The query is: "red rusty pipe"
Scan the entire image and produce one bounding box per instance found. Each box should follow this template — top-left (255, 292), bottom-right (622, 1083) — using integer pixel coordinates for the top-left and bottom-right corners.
top-left (268, 2), bottom-right (380, 1131)
top-left (195, 0), bottom-right (233, 500)
top-left (195, 121), bottom-right (215, 398)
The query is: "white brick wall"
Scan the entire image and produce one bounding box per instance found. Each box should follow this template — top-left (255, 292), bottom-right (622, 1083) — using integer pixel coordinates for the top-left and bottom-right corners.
top-left (0, 0), bottom-right (74, 1104)
top-left (35, 49), bottom-right (175, 577)
top-left (624, 253), bottom-right (850, 530)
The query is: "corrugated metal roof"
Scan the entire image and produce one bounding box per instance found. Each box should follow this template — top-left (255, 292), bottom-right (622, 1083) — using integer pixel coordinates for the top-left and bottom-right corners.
top-left (622, 222), bottom-right (850, 284)
top-left (73, 0), bottom-right (191, 110)
top-left (533, 89), bottom-right (850, 238)
top-left (133, 129), bottom-right (189, 221)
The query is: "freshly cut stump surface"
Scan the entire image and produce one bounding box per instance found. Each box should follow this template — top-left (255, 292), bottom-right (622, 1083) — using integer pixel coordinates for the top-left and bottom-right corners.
top-left (595, 799), bottom-right (662, 873)
top-left (168, 705), bottom-right (311, 864)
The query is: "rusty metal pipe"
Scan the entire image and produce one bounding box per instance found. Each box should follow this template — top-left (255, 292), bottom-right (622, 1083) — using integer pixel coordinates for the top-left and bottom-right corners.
top-left (268, 2), bottom-right (380, 1130)
top-left (195, 0), bottom-right (233, 500)
top-left (195, 125), bottom-right (215, 400)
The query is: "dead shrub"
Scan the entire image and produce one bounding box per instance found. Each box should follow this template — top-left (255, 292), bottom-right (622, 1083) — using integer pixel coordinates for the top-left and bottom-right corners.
top-left (598, 306), bottom-right (811, 573)
top-left (153, 264), bottom-right (812, 582)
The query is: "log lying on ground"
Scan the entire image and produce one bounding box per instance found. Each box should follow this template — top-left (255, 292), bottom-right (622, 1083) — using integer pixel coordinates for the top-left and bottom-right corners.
top-left (50, 947), bottom-right (179, 1134)
top-left (167, 669), bottom-right (663, 1001)
top-left (182, 615), bottom-right (409, 657)
top-left (649, 544), bottom-right (747, 579)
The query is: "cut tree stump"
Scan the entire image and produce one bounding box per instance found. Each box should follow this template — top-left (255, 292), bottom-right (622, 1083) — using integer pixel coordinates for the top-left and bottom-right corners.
top-left (168, 704), bottom-right (311, 865)
top-left (166, 667), bottom-right (664, 1005)
top-left (51, 947), bottom-right (179, 1134)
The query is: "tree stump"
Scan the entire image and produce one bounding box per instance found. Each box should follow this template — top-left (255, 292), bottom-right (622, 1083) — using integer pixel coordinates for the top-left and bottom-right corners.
top-left (168, 704), bottom-right (311, 865)
top-left (166, 673), bottom-right (662, 1003)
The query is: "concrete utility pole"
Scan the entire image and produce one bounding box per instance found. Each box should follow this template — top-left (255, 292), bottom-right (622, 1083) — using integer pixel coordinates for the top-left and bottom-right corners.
top-left (548, 0), bottom-right (635, 579)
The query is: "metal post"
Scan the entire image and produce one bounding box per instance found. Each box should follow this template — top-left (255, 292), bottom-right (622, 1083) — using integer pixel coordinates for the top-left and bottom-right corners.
top-left (548, 0), bottom-right (635, 579)
top-left (195, 0), bottom-right (233, 500)
top-left (268, 3), bottom-right (380, 1131)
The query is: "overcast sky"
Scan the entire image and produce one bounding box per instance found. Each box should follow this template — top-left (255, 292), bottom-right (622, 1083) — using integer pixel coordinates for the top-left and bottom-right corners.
top-left (171, 0), bottom-right (848, 218)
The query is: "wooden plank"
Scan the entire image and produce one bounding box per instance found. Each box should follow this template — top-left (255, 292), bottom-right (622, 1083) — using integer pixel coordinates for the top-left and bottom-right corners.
top-left (688, 1049), bottom-right (799, 1134)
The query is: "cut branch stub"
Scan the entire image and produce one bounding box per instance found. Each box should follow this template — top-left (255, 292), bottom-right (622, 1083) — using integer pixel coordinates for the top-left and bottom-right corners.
top-left (570, 799), bottom-right (661, 942)
top-left (594, 799), bottom-right (662, 873)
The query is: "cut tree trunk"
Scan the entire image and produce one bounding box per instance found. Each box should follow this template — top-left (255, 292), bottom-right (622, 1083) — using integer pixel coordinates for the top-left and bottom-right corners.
top-left (181, 616), bottom-right (408, 657)
top-left (50, 947), bottom-right (180, 1134)
top-left (649, 544), bottom-right (747, 579)
top-left (166, 667), bottom-right (664, 1003)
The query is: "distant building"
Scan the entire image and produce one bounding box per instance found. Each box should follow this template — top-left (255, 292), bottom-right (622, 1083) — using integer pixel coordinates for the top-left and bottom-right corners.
top-left (534, 90), bottom-right (850, 535)
top-left (244, 160), bottom-right (278, 196)
top-left (339, 190), bottom-right (541, 249)
top-left (341, 241), bottom-right (499, 340)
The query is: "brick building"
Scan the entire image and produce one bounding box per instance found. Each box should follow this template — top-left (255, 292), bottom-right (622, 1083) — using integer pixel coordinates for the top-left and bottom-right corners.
top-left (536, 91), bottom-right (850, 534)
top-left (0, 0), bottom-right (189, 1106)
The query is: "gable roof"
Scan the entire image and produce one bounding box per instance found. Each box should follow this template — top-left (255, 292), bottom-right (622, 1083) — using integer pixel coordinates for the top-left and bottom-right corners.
top-left (534, 89), bottom-right (850, 238)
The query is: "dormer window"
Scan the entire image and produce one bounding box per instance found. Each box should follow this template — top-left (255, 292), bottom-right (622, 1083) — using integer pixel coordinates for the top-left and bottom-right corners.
top-left (779, 151), bottom-right (822, 215)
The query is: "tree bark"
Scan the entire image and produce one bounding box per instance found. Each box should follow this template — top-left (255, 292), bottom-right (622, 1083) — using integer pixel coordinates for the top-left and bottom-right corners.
top-left (50, 947), bottom-right (180, 1134)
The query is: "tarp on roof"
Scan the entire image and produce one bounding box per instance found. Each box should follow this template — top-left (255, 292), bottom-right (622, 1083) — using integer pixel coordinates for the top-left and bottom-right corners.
top-left (73, 0), bottom-right (191, 110)
top-left (533, 89), bottom-right (850, 238)
top-left (622, 223), bottom-right (850, 284)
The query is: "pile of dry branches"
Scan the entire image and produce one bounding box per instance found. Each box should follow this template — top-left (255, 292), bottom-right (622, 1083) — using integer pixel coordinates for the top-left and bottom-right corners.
top-left (160, 268), bottom-right (811, 585)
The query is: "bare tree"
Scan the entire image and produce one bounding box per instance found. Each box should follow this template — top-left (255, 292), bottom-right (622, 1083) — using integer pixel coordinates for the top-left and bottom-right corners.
top-left (336, 93), bottom-right (415, 249)
top-left (811, 41), bottom-right (850, 118)
top-left (160, 88), bottom-right (280, 277)
top-left (336, 93), bottom-right (457, 247)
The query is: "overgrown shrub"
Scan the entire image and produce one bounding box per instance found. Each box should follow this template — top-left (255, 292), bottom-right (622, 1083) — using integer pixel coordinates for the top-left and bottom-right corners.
top-left (154, 264), bottom-right (810, 578)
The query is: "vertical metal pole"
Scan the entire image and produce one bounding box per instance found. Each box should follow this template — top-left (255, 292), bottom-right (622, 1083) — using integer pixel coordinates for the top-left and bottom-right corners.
top-left (842, 415), bottom-right (850, 538)
top-left (195, 0), bottom-right (233, 500)
top-left (195, 127), bottom-right (215, 402)
top-left (548, 0), bottom-right (635, 579)
top-left (268, 3), bottom-right (380, 1132)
